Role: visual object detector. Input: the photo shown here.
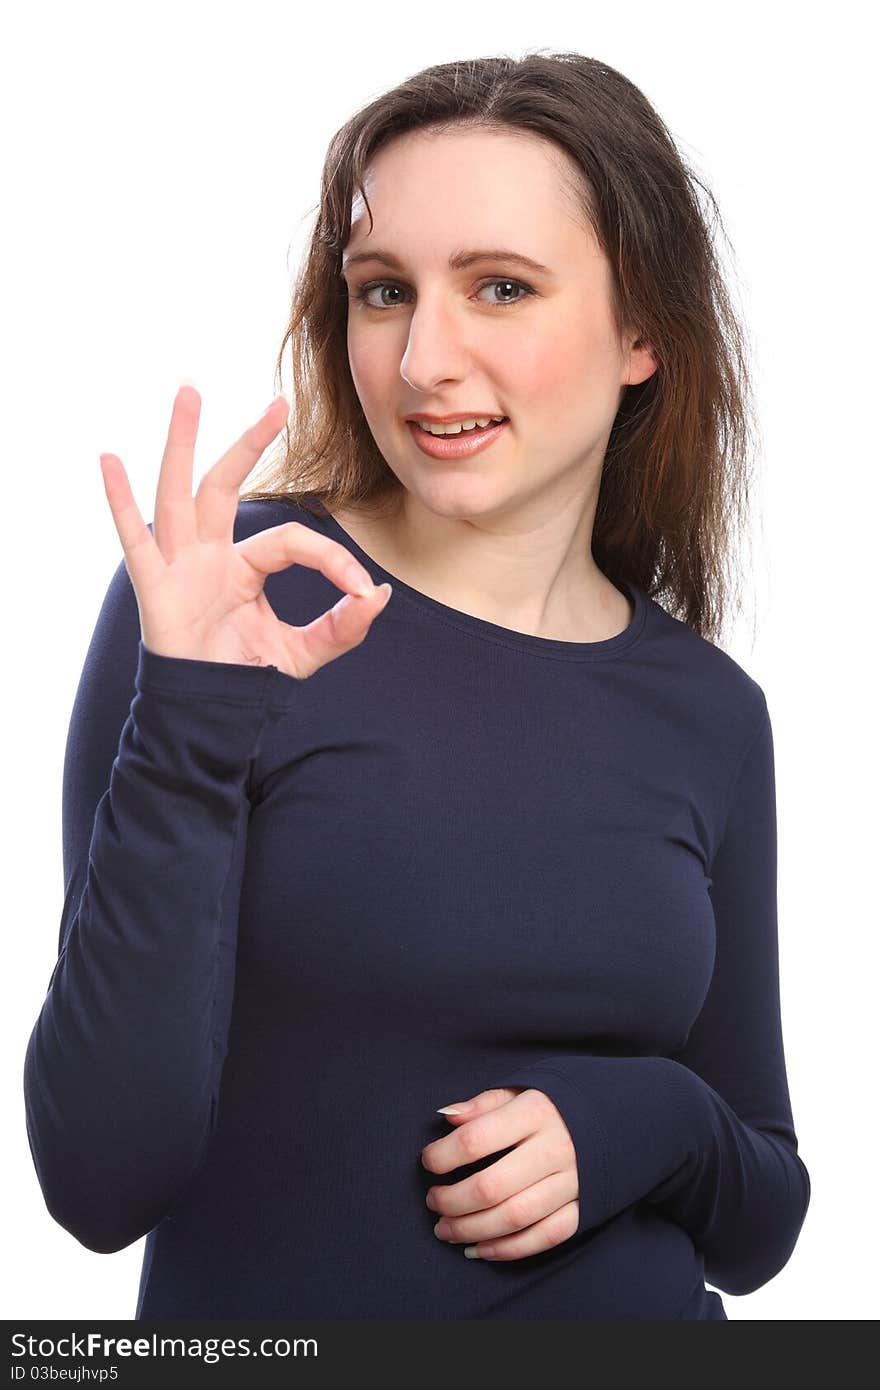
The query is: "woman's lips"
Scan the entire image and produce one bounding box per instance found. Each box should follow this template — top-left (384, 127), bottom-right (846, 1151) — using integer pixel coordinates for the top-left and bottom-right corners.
top-left (406, 418), bottom-right (508, 459)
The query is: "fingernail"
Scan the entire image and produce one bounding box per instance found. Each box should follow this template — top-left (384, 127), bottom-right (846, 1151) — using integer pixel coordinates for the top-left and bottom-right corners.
top-left (377, 581), bottom-right (393, 604)
top-left (436, 1105), bottom-right (463, 1115)
top-left (463, 1246), bottom-right (481, 1259)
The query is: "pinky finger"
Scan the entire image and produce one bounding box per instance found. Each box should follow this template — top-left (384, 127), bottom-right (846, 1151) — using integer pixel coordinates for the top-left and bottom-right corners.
top-left (99, 454), bottom-right (166, 591)
top-left (464, 1202), bottom-right (580, 1262)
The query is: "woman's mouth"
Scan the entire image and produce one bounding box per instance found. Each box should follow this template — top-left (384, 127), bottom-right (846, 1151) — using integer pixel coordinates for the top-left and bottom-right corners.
top-left (406, 418), bottom-right (509, 459)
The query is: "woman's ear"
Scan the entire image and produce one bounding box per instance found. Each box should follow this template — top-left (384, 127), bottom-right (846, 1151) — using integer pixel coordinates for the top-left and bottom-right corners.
top-left (624, 336), bottom-right (659, 387)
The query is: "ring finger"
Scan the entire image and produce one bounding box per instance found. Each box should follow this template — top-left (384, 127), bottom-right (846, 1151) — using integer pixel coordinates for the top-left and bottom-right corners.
top-left (433, 1170), bottom-right (575, 1245)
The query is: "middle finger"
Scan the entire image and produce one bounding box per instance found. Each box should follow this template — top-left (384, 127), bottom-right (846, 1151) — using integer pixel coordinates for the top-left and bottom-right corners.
top-left (428, 1134), bottom-right (560, 1220)
top-left (195, 394), bottom-right (289, 543)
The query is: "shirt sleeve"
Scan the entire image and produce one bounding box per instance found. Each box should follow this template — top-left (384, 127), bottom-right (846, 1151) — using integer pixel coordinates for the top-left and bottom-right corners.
top-left (493, 700), bottom-right (811, 1297)
top-left (22, 555), bottom-right (300, 1254)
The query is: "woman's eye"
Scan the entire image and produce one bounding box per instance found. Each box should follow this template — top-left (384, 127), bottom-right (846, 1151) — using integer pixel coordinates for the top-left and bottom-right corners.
top-left (352, 278), bottom-right (534, 310)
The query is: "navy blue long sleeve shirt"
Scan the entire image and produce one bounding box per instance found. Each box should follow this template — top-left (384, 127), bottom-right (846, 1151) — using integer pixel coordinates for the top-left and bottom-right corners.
top-left (23, 495), bottom-right (810, 1320)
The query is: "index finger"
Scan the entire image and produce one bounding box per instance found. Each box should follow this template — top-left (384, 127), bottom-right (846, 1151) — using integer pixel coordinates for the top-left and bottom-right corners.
top-left (421, 1101), bottom-right (534, 1174)
top-left (235, 520), bottom-right (377, 597)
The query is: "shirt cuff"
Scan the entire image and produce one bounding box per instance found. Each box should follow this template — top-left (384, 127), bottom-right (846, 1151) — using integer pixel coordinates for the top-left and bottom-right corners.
top-left (493, 1055), bottom-right (703, 1237)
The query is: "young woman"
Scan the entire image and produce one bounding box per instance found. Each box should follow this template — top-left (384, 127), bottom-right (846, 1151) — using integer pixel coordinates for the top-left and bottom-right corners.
top-left (24, 51), bottom-right (810, 1320)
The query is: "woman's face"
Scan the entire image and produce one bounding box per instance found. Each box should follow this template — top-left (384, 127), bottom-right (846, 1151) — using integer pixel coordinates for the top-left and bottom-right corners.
top-left (341, 127), bottom-right (656, 526)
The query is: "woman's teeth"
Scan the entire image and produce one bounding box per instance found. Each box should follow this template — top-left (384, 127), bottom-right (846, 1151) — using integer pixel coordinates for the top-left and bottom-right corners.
top-left (416, 416), bottom-right (506, 436)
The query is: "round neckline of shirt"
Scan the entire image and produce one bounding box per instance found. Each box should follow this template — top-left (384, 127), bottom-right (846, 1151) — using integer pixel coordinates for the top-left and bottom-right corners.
top-left (313, 501), bottom-right (648, 663)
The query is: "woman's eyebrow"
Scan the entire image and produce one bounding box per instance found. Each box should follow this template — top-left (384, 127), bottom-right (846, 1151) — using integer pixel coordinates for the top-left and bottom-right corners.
top-left (341, 247), bottom-right (554, 275)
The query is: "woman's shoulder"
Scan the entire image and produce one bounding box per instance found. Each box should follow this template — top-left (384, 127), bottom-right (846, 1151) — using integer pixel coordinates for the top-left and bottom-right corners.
top-left (643, 594), bottom-right (769, 742)
top-left (233, 495), bottom-right (329, 542)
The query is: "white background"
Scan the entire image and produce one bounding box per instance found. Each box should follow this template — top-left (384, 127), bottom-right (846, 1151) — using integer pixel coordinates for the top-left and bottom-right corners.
top-left (3, 0), bottom-right (875, 1323)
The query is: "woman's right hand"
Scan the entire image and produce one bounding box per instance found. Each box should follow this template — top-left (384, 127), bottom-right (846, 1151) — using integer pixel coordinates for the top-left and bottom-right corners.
top-left (99, 384), bottom-right (392, 680)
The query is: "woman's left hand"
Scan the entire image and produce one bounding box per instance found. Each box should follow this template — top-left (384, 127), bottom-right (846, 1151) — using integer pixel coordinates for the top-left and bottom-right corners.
top-left (421, 1086), bottom-right (580, 1260)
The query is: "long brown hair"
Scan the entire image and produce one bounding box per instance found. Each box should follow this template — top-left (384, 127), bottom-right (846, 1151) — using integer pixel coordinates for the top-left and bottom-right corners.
top-left (240, 51), bottom-right (761, 646)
